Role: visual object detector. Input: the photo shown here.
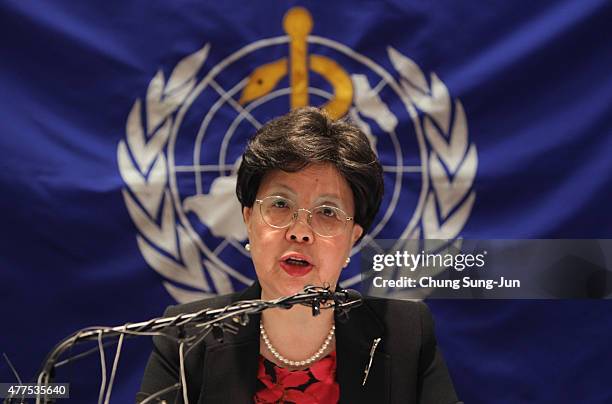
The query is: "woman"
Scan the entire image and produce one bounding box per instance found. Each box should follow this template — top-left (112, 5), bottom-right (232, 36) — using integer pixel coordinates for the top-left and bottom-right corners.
top-left (138, 107), bottom-right (459, 403)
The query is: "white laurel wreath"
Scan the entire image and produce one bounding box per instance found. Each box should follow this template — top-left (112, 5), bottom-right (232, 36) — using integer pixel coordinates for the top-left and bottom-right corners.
top-left (117, 44), bottom-right (224, 303)
top-left (388, 47), bottom-right (477, 240)
top-left (385, 47), bottom-right (477, 298)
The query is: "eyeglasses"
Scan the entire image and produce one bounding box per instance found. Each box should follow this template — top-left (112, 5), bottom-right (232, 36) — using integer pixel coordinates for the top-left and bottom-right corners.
top-left (255, 195), bottom-right (354, 237)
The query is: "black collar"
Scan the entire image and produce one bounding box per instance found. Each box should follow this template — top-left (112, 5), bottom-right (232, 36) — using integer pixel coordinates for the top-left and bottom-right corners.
top-left (198, 282), bottom-right (390, 403)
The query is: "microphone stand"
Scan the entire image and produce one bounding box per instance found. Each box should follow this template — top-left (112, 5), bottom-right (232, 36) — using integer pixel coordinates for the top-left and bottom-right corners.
top-left (32, 285), bottom-right (362, 404)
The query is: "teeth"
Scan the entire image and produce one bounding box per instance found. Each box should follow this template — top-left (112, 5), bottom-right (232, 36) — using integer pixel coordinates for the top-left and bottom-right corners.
top-left (286, 258), bottom-right (308, 266)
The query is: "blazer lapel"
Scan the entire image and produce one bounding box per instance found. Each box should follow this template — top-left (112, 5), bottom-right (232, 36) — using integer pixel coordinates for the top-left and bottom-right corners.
top-left (199, 338), bottom-right (260, 403)
top-left (198, 282), bottom-right (262, 403)
top-left (336, 301), bottom-right (391, 404)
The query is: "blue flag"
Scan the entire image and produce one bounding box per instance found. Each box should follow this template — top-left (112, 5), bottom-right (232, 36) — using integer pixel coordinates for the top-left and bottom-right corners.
top-left (1, 0), bottom-right (611, 402)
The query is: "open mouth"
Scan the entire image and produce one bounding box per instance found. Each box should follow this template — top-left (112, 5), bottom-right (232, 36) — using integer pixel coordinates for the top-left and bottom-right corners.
top-left (280, 254), bottom-right (314, 277)
top-left (284, 257), bottom-right (310, 266)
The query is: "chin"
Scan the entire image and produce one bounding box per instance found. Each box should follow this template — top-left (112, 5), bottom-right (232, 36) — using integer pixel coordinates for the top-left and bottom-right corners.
top-left (281, 280), bottom-right (310, 295)
top-left (269, 278), bottom-right (314, 298)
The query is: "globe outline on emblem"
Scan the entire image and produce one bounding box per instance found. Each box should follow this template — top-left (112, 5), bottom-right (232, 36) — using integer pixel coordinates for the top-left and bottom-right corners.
top-left (167, 44), bottom-right (428, 290)
top-left (119, 7), bottom-right (477, 300)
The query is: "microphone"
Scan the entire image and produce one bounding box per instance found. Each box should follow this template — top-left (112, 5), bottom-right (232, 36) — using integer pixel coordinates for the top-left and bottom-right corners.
top-left (333, 288), bottom-right (363, 306)
top-left (332, 288), bottom-right (363, 323)
top-left (299, 285), bottom-right (362, 319)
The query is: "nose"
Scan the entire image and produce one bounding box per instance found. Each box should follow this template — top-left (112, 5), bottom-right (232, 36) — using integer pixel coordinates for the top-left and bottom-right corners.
top-left (286, 210), bottom-right (314, 243)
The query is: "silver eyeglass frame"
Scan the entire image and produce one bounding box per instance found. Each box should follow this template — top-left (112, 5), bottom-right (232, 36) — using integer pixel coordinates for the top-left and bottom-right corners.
top-left (254, 195), bottom-right (354, 238)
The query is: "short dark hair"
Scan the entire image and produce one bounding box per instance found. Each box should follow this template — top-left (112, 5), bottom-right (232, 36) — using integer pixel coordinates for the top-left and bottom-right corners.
top-left (236, 107), bottom-right (384, 237)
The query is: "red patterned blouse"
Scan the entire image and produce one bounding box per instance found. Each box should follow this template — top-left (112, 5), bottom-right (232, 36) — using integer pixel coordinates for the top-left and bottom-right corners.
top-left (254, 351), bottom-right (339, 404)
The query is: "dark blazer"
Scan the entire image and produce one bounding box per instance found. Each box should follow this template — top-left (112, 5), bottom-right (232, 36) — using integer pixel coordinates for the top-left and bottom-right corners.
top-left (137, 282), bottom-right (460, 404)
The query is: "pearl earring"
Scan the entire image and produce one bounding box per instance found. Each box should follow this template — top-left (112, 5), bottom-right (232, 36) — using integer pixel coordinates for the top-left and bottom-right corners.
top-left (343, 257), bottom-right (350, 268)
top-left (245, 243), bottom-right (251, 252)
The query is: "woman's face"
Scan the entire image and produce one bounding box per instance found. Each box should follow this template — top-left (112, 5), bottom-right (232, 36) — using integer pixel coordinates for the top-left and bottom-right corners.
top-left (243, 164), bottom-right (363, 299)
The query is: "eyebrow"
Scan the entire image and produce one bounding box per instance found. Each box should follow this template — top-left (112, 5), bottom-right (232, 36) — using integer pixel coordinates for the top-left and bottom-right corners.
top-left (315, 194), bottom-right (344, 206)
top-left (270, 184), bottom-right (296, 194)
top-left (267, 185), bottom-right (345, 207)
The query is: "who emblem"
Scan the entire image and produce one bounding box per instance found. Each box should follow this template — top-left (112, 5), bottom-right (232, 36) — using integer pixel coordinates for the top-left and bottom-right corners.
top-left (117, 7), bottom-right (478, 302)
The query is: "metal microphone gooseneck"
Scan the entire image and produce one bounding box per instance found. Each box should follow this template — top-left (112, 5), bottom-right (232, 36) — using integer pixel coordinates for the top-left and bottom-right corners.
top-left (33, 285), bottom-right (363, 404)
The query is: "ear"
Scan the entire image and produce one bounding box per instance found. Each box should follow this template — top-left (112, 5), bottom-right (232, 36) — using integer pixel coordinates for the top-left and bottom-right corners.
top-left (350, 223), bottom-right (364, 246)
top-left (243, 206), bottom-right (252, 226)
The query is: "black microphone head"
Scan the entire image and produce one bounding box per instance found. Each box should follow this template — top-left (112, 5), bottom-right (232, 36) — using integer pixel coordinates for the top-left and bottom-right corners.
top-left (334, 288), bottom-right (363, 304)
top-left (343, 288), bottom-right (363, 303)
top-left (333, 289), bottom-right (363, 324)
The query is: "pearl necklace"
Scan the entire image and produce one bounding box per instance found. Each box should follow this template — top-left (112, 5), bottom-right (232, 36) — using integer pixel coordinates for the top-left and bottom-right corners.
top-left (260, 322), bottom-right (335, 367)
